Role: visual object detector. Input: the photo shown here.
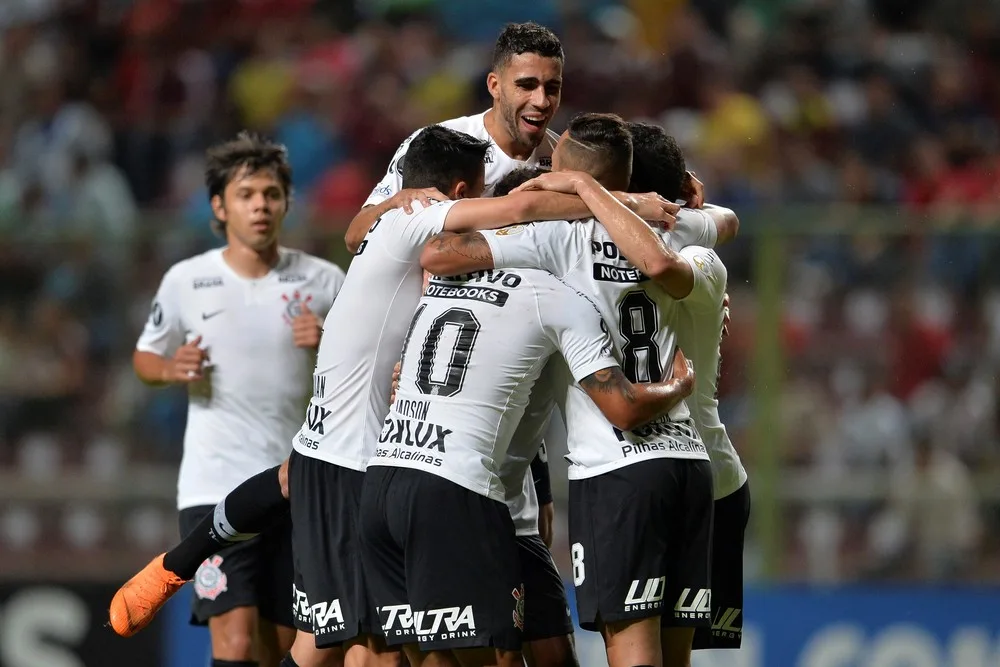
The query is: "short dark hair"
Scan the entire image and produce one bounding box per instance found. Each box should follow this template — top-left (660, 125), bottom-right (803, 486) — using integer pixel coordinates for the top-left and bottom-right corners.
top-left (401, 125), bottom-right (491, 194)
top-left (205, 132), bottom-right (292, 234)
top-left (493, 166), bottom-right (548, 197)
top-left (205, 132), bottom-right (292, 202)
top-left (492, 22), bottom-right (564, 71)
top-left (627, 122), bottom-right (686, 201)
top-left (561, 112), bottom-right (633, 190)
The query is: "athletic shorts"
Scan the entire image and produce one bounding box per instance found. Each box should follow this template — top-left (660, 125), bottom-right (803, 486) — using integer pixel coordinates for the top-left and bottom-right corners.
top-left (518, 534), bottom-right (574, 642)
top-left (568, 458), bottom-right (714, 631)
top-left (288, 450), bottom-right (373, 647)
top-left (694, 480), bottom-right (751, 650)
top-left (360, 465), bottom-right (522, 651)
top-left (178, 504), bottom-right (294, 628)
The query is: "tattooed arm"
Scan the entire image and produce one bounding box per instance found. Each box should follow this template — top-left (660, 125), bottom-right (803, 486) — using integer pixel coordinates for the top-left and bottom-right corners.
top-left (420, 232), bottom-right (495, 276)
top-left (580, 348), bottom-right (695, 432)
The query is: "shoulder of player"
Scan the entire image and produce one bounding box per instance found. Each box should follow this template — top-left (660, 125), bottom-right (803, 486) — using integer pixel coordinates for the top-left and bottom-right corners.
top-left (160, 249), bottom-right (222, 287)
top-left (439, 111), bottom-right (489, 138)
top-left (280, 247), bottom-right (346, 281)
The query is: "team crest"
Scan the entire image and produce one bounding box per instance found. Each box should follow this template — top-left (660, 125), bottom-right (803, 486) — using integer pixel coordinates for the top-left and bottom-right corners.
top-left (194, 555), bottom-right (228, 600)
top-left (484, 145), bottom-right (496, 165)
top-left (282, 291), bottom-right (314, 324)
top-left (692, 254), bottom-right (716, 281)
top-left (511, 585), bottom-right (525, 631)
top-left (495, 224), bottom-right (526, 237)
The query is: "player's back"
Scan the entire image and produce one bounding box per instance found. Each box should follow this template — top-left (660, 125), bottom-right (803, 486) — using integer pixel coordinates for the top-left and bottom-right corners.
top-left (369, 267), bottom-right (615, 500)
top-left (292, 200), bottom-right (459, 471)
top-left (668, 246), bottom-right (747, 499)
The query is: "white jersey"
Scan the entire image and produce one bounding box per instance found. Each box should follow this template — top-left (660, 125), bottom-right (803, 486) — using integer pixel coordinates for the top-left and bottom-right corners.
top-left (292, 200), bottom-right (458, 470)
top-left (480, 209), bottom-right (719, 479)
top-left (137, 247), bottom-right (345, 509)
top-left (364, 110), bottom-right (558, 204)
top-left (368, 269), bottom-right (618, 501)
top-left (670, 246), bottom-right (748, 499)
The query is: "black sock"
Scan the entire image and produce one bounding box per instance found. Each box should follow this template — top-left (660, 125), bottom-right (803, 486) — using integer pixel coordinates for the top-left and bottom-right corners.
top-left (211, 661), bottom-right (258, 667)
top-left (163, 465), bottom-right (290, 579)
top-left (279, 655), bottom-right (300, 667)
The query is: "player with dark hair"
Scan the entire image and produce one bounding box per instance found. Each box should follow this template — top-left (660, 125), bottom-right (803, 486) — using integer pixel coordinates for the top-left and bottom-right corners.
top-left (111, 132), bottom-right (346, 667)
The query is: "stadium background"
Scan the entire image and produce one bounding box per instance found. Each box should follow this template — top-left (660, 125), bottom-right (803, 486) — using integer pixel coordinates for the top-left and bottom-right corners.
top-left (1, 0), bottom-right (1000, 664)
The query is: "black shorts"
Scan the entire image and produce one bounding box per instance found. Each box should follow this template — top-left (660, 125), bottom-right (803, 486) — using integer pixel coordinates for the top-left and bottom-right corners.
top-left (694, 480), bottom-right (750, 650)
top-left (288, 450), bottom-right (373, 647)
top-left (568, 458), bottom-right (714, 631)
top-left (518, 534), bottom-right (573, 642)
top-left (178, 504), bottom-right (294, 628)
top-left (360, 466), bottom-right (522, 651)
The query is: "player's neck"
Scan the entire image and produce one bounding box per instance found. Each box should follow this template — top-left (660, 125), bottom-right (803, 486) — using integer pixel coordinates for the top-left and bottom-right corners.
top-left (222, 242), bottom-right (280, 279)
top-left (484, 108), bottom-right (535, 161)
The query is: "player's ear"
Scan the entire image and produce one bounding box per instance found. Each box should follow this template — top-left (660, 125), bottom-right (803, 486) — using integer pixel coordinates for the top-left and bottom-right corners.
top-left (210, 194), bottom-right (227, 222)
top-left (453, 180), bottom-right (469, 200)
top-left (486, 71), bottom-right (501, 102)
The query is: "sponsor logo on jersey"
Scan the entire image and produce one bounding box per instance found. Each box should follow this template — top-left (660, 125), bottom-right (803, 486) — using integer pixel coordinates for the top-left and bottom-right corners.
top-left (311, 598), bottom-right (347, 635)
top-left (373, 183), bottom-right (392, 197)
top-left (149, 301), bottom-right (164, 328)
top-left (625, 576), bottom-right (666, 612)
top-left (193, 277), bottom-right (224, 289)
top-left (306, 403), bottom-right (331, 435)
top-left (379, 604), bottom-right (417, 640)
top-left (279, 273), bottom-right (307, 283)
top-left (494, 224), bottom-right (526, 236)
top-left (512, 586), bottom-right (525, 630)
top-left (712, 607), bottom-right (742, 638)
top-left (674, 588), bottom-right (712, 621)
top-left (201, 309), bottom-right (224, 321)
top-left (193, 555), bottom-right (228, 600)
top-left (692, 253), bottom-right (717, 280)
top-left (613, 418), bottom-right (707, 457)
top-left (374, 415), bottom-right (450, 467)
top-left (438, 269), bottom-right (522, 288)
top-left (538, 157), bottom-right (552, 168)
top-left (425, 282), bottom-right (510, 307)
top-left (282, 290), bottom-right (314, 323)
top-left (592, 262), bottom-right (649, 284)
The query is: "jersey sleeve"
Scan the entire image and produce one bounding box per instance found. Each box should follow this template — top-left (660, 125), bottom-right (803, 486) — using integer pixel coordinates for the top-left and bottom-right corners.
top-left (536, 278), bottom-right (619, 382)
top-left (315, 260), bottom-right (347, 323)
top-left (363, 129), bottom-right (421, 207)
top-left (665, 208), bottom-right (718, 251)
top-left (381, 200), bottom-right (459, 261)
top-left (479, 221), bottom-right (581, 279)
top-left (676, 246), bottom-right (727, 309)
top-left (136, 265), bottom-right (186, 357)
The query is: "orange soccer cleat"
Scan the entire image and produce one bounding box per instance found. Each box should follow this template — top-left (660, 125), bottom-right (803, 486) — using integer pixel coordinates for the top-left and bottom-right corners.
top-left (108, 553), bottom-right (186, 637)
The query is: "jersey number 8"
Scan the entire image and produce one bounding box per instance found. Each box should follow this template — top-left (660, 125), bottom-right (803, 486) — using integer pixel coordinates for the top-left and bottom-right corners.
top-left (618, 291), bottom-right (661, 383)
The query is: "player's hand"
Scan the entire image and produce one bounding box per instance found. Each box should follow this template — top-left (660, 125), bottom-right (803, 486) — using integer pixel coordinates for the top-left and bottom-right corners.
top-left (292, 304), bottom-right (322, 349)
top-left (722, 292), bottom-right (731, 338)
top-left (511, 171), bottom-right (591, 195)
top-left (670, 347), bottom-right (695, 397)
top-left (538, 501), bottom-right (555, 549)
top-left (391, 188), bottom-right (450, 214)
top-left (627, 192), bottom-right (679, 229)
top-left (165, 336), bottom-right (209, 383)
top-left (390, 361), bottom-right (401, 404)
top-left (681, 171), bottom-right (705, 208)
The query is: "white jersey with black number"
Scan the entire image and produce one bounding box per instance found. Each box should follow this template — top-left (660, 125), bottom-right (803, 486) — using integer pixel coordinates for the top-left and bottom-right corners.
top-left (368, 269), bottom-right (618, 501)
top-left (479, 209), bottom-right (719, 479)
top-left (364, 110), bottom-right (559, 204)
top-left (291, 200), bottom-right (459, 470)
top-left (136, 248), bottom-right (345, 509)
top-left (670, 246), bottom-right (748, 499)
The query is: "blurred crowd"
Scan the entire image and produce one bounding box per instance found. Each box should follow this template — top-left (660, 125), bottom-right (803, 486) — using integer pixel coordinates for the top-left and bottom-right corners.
top-left (1, 0), bottom-right (1000, 582)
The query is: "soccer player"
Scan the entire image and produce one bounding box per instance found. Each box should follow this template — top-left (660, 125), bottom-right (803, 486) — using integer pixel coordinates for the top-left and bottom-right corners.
top-left (360, 264), bottom-right (696, 667)
top-left (624, 123), bottom-right (751, 655)
top-left (419, 114), bottom-right (737, 667)
top-left (112, 133), bottom-right (346, 667)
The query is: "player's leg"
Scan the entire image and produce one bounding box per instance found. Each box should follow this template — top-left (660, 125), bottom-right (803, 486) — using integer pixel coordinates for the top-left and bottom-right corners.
top-left (516, 535), bottom-right (578, 667)
top-left (568, 465), bottom-right (673, 667)
top-left (692, 480), bottom-right (750, 655)
top-left (254, 511), bottom-right (298, 667)
top-left (659, 460), bottom-right (715, 667)
top-left (109, 461), bottom-right (291, 636)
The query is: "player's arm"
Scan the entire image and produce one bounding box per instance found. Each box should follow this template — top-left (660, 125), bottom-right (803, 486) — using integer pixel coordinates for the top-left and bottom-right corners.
top-left (702, 204), bottom-right (739, 244)
top-left (133, 268), bottom-right (208, 386)
top-left (581, 349), bottom-right (695, 432)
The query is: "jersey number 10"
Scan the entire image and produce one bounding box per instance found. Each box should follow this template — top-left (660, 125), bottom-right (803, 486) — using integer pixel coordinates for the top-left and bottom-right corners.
top-left (400, 304), bottom-right (481, 397)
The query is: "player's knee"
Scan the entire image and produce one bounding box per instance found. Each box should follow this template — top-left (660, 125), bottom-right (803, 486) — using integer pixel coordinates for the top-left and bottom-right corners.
top-left (278, 459), bottom-right (291, 499)
top-left (525, 636), bottom-right (579, 667)
top-left (212, 629), bottom-right (256, 660)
